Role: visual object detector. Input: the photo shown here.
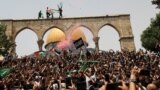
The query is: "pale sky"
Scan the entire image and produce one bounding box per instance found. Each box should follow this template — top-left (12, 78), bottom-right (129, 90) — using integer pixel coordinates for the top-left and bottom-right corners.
top-left (0, 0), bottom-right (159, 57)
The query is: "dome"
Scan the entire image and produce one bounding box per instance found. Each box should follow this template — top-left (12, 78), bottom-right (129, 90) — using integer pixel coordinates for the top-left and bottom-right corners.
top-left (46, 28), bottom-right (66, 44)
top-left (45, 28), bottom-right (87, 50)
top-left (71, 28), bottom-right (87, 42)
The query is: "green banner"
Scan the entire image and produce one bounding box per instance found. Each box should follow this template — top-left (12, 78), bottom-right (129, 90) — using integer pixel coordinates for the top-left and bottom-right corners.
top-left (0, 68), bottom-right (11, 78)
top-left (78, 60), bottom-right (99, 71)
top-left (79, 64), bottom-right (88, 71)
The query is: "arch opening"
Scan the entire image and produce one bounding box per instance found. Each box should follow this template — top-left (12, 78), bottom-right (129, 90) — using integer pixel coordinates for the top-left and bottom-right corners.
top-left (98, 25), bottom-right (120, 51)
top-left (70, 26), bottom-right (95, 49)
top-left (15, 29), bottom-right (39, 57)
top-left (14, 27), bottom-right (36, 40)
top-left (98, 24), bottom-right (120, 37)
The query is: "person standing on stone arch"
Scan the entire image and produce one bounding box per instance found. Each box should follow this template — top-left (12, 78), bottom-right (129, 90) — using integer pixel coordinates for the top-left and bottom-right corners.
top-left (38, 10), bottom-right (43, 19)
top-left (58, 3), bottom-right (63, 18)
top-left (46, 7), bottom-right (50, 19)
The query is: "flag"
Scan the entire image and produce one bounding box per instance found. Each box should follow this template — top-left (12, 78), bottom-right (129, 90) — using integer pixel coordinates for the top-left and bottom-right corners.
top-left (39, 51), bottom-right (45, 58)
top-left (34, 51), bottom-right (45, 58)
top-left (34, 51), bottom-right (39, 57)
top-left (78, 60), bottom-right (99, 71)
top-left (0, 68), bottom-right (12, 78)
top-left (74, 38), bottom-right (84, 49)
top-left (79, 64), bottom-right (88, 71)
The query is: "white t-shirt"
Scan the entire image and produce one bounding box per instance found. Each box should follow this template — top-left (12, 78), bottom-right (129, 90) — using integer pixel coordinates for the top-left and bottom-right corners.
top-left (53, 83), bottom-right (58, 90)
top-left (85, 75), bottom-right (91, 90)
top-left (90, 73), bottom-right (96, 81)
top-left (61, 83), bottom-right (66, 90)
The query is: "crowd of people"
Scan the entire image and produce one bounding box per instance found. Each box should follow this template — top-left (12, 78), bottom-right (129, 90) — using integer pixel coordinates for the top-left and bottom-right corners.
top-left (0, 49), bottom-right (159, 90)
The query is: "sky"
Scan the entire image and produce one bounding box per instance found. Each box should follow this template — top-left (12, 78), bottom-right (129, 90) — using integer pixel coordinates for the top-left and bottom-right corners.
top-left (0, 0), bottom-right (159, 56)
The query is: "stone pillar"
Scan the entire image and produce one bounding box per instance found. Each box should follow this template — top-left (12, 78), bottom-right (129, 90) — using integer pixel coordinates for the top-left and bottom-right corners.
top-left (93, 37), bottom-right (100, 52)
top-left (37, 39), bottom-right (44, 51)
top-left (119, 37), bottom-right (135, 51)
top-left (13, 43), bottom-right (16, 53)
top-left (10, 43), bottom-right (17, 55)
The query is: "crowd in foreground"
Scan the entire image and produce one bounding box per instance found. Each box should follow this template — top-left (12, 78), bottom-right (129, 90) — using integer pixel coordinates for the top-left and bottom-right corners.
top-left (0, 49), bottom-right (159, 90)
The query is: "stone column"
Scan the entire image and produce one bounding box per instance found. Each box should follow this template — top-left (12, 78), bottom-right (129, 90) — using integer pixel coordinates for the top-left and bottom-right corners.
top-left (93, 37), bottom-right (100, 52)
top-left (37, 39), bottom-right (44, 51)
top-left (119, 36), bottom-right (135, 51)
top-left (10, 43), bottom-right (17, 56)
top-left (8, 41), bottom-right (17, 59)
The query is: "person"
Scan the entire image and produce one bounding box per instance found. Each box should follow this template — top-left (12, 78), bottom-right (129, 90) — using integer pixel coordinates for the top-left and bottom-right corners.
top-left (46, 7), bottom-right (50, 19)
top-left (0, 79), bottom-right (5, 90)
top-left (98, 80), bottom-right (107, 90)
top-left (38, 10), bottom-right (43, 19)
top-left (146, 83), bottom-right (158, 90)
top-left (118, 80), bottom-right (129, 90)
top-left (88, 80), bottom-right (95, 90)
top-left (155, 42), bottom-right (160, 56)
top-left (58, 5), bottom-right (63, 18)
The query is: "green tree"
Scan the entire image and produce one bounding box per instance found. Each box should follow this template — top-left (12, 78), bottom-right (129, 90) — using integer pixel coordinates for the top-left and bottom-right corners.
top-left (0, 24), bottom-right (14, 56)
top-left (141, 13), bottom-right (160, 52)
top-left (152, 0), bottom-right (160, 8)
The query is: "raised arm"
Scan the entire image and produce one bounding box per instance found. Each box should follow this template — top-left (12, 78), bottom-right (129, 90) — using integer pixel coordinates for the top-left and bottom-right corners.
top-left (129, 66), bottom-right (139, 90)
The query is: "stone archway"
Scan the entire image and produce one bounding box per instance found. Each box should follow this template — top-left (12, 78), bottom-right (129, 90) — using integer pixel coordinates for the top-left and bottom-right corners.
top-left (98, 25), bottom-right (120, 51)
top-left (0, 14), bottom-right (135, 54)
top-left (15, 29), bottom-right (39, 56)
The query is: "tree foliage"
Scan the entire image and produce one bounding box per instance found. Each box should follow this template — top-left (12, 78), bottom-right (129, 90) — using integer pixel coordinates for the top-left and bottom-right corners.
top-left (0, 24), bottom-right (14, 56)
top-left (152, 0), bottom-right (160, 8)
top-left (141, 13), bottom-right (160, 52)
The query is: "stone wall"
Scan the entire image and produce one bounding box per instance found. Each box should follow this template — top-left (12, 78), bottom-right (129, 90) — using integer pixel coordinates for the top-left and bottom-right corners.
top-left (0, 14), bottom-right (135, 52)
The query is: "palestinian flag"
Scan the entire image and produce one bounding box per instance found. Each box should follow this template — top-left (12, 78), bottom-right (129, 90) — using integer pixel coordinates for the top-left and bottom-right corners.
top-left (74, 38), bottom-right (85, 49)
top-left (0, 68), bottom-right (12, 78)
top-left (34, 51), bottom-right (45, 58)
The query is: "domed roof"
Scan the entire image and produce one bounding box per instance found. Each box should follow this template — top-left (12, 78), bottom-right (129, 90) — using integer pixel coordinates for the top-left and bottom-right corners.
top-left (46, 28), bottom-right (66, 44)
top-left (71, 28), bottom-right (87, 42)
top-left (45, 28), bottom-right (87, 46)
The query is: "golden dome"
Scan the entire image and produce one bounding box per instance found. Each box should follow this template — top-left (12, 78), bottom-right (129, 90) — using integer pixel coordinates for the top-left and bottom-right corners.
top-left (46, 28), bottom-right (66, 44)
top-left (71, 28), bottom-right (87, 42)
top-left (45, 28), bottom-right (87, 46)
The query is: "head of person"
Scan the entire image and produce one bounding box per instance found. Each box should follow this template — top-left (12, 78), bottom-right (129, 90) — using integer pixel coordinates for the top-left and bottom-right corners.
top-left (146, 83), bottom-right (158, 90)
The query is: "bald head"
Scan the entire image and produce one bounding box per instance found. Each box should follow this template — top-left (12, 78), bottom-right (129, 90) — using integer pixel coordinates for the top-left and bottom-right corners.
top-left (146, 83), bottom-right (158, 90)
